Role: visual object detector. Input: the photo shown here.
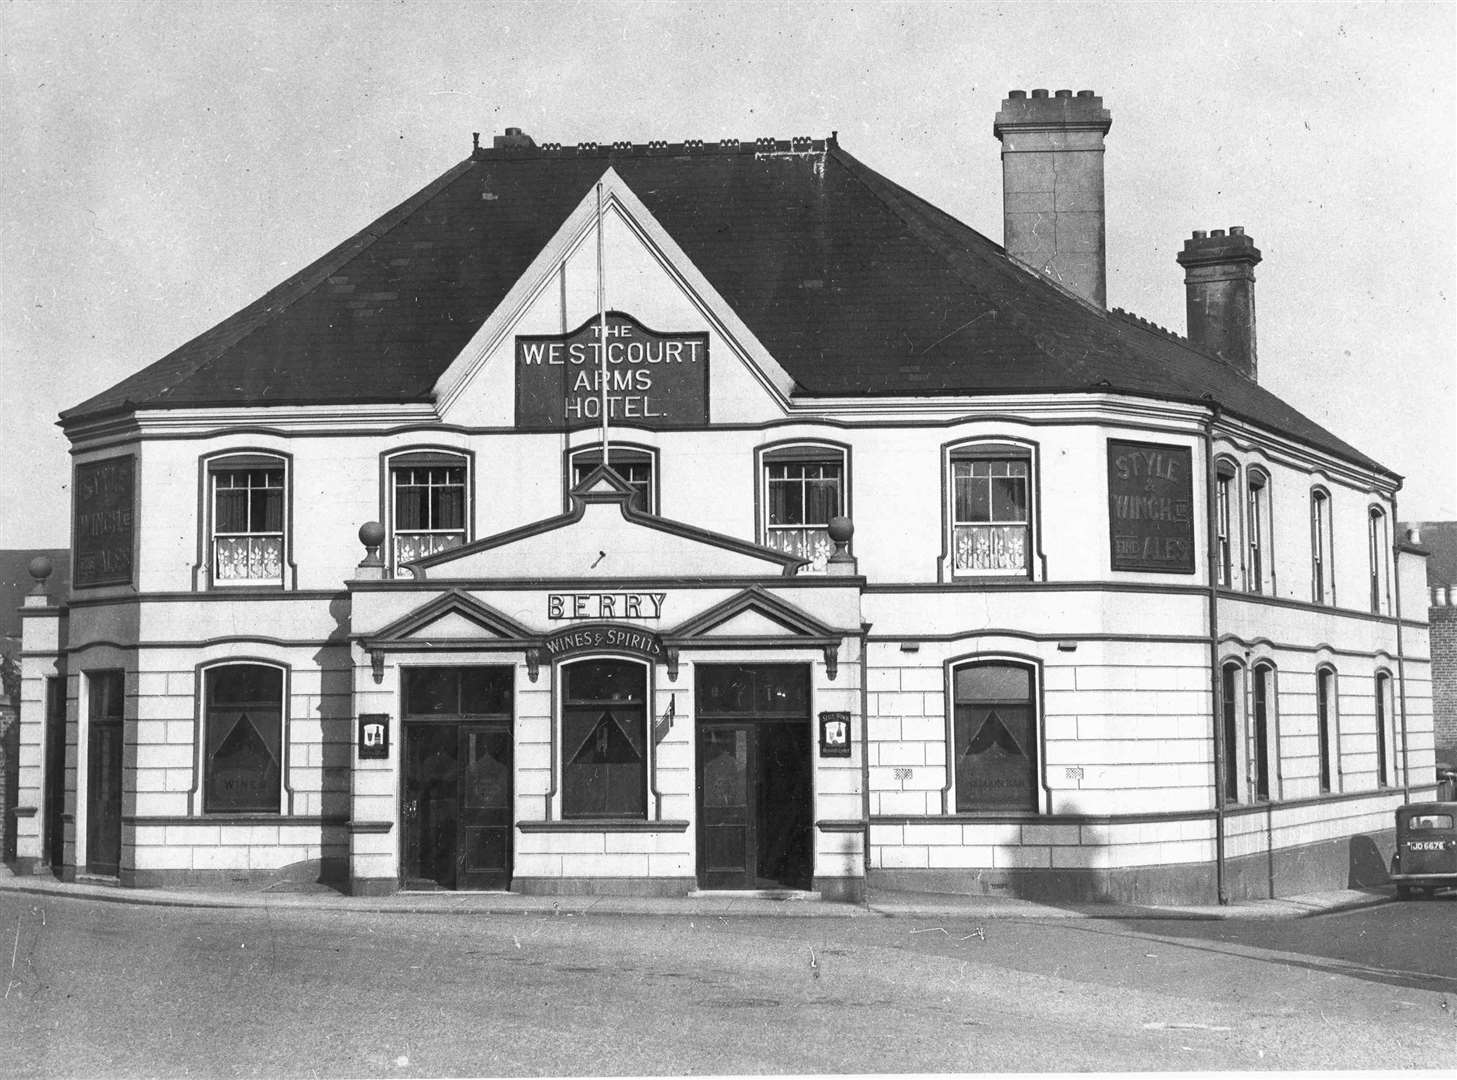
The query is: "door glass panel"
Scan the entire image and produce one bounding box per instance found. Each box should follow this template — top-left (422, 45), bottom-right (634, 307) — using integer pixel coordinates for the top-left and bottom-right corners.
top-left (464, 730), bottom-right (510, 810)
top-left (702, 729), bottom-right (747, 809)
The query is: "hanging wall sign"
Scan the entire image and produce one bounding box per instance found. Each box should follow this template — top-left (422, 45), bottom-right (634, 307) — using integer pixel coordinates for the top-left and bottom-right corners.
top-left (819, 711), bottom-right (852, 758)
top-left (516, 312), bottom-right (709, 430)
top-left (1106, 439), bottom-right (1196, 573)
top-left (358, 714), bottom-right (390, 760)
top-left (73, 454), bottom-right (136, 588)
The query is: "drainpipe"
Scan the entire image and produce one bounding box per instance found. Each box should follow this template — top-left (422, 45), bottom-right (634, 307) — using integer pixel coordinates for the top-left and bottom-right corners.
top-left (1391, 486), bottom-right (1411, 802)
top-left (1204, 405), bottom-right (1229, 904)
top-left (860, 622), bottom-right (873, 880)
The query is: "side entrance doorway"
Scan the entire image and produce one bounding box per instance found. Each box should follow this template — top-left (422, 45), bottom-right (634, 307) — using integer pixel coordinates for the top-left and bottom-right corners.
top-left (695, 664), bottom-right (813, 891)
top-left (400, 666), bottom-right (513, 890)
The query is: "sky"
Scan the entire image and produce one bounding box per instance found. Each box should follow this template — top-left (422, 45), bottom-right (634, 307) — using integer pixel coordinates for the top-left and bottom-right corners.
top-left (1, 0), bottom-right (1453, 548)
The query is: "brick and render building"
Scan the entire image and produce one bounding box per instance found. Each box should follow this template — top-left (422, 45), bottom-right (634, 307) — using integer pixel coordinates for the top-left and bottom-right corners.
top-left (12, 90), bottom-right (1436, 903)
top-left (1400, 521), bottom-right (1455, 774)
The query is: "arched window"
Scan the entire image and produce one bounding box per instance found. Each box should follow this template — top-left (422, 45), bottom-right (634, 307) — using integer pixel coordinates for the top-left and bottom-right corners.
top-left (1316, 666), bottom-right (1338, 794)
top-left (560, 659), bottom-right (648, 819)
top-left (1310, 488), bottom-right (1334, 605)
top-left (385, 448), bottom-right (471, 574)
top-left (1215, 459), bottom-right (1237, 588)
top-left (568, 444), bottom-right (657, 513)
top-left (1251, 663), bottom-right (1276, 801)
top-left (205, 451), bottom-right (288, 586)
top-left (202, 662), bottom-right (286, 814)
top-left (1368, 506), bottom-right (1391, 615)
top-left (951, 660), bottom-right (1039, 812)
top-left (1220, 661), bottom-right (1245, 803)
top-left (1374, 671), bottom-right (1394, 787)
top-left (757, 442), bottom-right (848, 571)
top-left (1246, 469), bottom-right (1272, 594)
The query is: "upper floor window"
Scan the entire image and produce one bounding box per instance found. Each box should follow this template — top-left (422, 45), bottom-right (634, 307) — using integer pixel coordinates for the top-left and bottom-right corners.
top-left (1368, 506), bottom-right (1390, 615)
top-left (209, 454), bottom-right (286, 586)
top-left (1310, 488), bottom-right (1334, 605)
top-left (948, 442), bottom-right (1034, 578)
top-left (951, 660), bottom-right (1039, 812)
top-left (203, 662), bottom-right (285, 814)
top-left (1246, 469), bottom-right (1272, 594)
top-left (561, 659), bottom-right (647, 819)
top-left (758, 443), bottom-right (846, 571)
top-left (569, 445), bottom-right (656, 513)
top-left (1374, 671), bottom-right (1394, 787)
top-left (1215, 462), bottom-right (1236, 588)
top-left (388, 451), bottom-right (470, 573)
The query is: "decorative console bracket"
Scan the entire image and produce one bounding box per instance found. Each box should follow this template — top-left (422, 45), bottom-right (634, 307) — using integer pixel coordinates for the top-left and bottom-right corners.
top-left (525, 648), bottom-right (541, 684)
top-left (824, 643), bottom-right (839, 681)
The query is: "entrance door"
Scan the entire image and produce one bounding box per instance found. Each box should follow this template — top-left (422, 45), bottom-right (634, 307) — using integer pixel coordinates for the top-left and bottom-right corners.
top-left (402, 722), bottom-right (514, 890)
top-left (458, 722), bottom-right (512, 890)
top-left (85, 671), bottom-right (124, 877)
top-left (45, 678), bottom-right (66, 870)
top-left (400, 664), bottom-right (515, 891)
top-left (695, 664), bottom-right (813, 891)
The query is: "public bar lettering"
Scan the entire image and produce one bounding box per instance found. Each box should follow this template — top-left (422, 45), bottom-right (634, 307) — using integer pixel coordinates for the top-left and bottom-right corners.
top-left (73, 455), bottom-right (135, 588)
top-left (516, 312), bottom-right (709, 429)
top-left (548, 592), bottom-right (666, 620)
top-left (1106, 439), bottom-right (1196, 573)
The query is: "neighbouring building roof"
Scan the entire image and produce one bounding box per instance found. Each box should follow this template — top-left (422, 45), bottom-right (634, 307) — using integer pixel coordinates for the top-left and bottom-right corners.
top-left (60, 137), bottom-right (1390, 475)
top-left (1402, 522), bottom-right (1457, 586)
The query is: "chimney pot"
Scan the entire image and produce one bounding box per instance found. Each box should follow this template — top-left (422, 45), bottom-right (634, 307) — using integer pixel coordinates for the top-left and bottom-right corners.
top-left (1077, 90), bottom-right (1094, 98)
top-left (1177, 227), bottom-right (1263, 380)
top-left (1193, 230), bottom-right (1208, 239)
top-left (1009, 89), bottom-right (1027, 99)
top-left (1230, 226), bottom-right (1245, 236)
top-left (994, 88), bottom-right (1112, 307)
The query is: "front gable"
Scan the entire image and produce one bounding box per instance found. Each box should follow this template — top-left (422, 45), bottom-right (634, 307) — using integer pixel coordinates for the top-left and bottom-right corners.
top-left (432, 166), bottom-right (798, 429)
top-left (407, 469), bottom-right (805, 581)
top-left (365, 589), bottom-right (538, 647)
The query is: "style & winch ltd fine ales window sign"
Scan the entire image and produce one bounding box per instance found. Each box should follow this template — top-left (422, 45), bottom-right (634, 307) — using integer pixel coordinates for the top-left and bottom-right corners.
top-left (516, 311), bottom-right (708, 429)
top-left (1106, 439), bottom-right (1196, 573)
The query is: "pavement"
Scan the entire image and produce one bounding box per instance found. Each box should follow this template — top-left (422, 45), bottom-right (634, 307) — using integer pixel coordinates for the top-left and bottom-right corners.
top-left (0, 865), bottom-right (1397, 921)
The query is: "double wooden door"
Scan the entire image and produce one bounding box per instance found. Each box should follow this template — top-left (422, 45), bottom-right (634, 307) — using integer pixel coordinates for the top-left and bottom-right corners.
top-left (402, 721), bottom-right (512, 890)
top-left (696, 719), bottom-right (812, 891)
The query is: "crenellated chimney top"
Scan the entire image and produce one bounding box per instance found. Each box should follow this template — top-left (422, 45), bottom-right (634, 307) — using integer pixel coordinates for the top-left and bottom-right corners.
top-left (1177, 226), bottom-right (1262, 380)
top-left (994, 90), bottom-right (1112, 307)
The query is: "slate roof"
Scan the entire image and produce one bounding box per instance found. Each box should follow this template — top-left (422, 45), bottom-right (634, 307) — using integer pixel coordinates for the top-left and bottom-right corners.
top-left (60, 136), bottom-right (1390, 475)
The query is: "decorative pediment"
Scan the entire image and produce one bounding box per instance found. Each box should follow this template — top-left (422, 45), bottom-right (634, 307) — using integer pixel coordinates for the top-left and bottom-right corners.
top-left (661, 586), bottom-right (850, 680)
top-left (403, 473), bottom-right (805, 581)
top-left (363, 589), bottom-right (539, 648)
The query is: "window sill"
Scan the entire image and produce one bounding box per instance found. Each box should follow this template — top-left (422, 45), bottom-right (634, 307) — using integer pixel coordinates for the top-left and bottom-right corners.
top-left (518, 819), bottom-right (689, 833)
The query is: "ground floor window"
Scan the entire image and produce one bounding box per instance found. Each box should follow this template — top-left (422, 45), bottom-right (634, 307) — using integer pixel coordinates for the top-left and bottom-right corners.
top-left (952, 660), bottom-right (1038, 812)
top-left (203, 663), bottom-right (284, 814)
top-left (561, 659), bottom-right (647, 819)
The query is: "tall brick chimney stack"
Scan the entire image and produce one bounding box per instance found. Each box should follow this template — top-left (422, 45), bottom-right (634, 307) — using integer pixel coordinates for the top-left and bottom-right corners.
top-left (994, 89), bottom-right (1113, 307)
top-left (1177, 227), bottom-right (1262, 380)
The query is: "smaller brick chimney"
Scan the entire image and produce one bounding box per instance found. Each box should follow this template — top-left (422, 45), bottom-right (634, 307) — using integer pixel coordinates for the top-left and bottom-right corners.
top-left (1177, 227), bottom-right (1262, 380)
top-left (493, 127), bottom-right (536, 149)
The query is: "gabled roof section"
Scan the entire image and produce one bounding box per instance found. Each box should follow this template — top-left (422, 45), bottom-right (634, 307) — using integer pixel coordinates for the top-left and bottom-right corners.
top-left (61, 135), bottom-right (1388, 475)
top-left (361, 588), bottom-right (539, 647)
top-left (662, 585), bottom-right (849, 644)
top-left (404, 466), bottom-right (805, 581)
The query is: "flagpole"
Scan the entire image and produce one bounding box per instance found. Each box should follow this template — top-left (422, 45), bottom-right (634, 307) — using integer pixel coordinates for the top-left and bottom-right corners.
top-left (596, 182), bottom-right (610, 470)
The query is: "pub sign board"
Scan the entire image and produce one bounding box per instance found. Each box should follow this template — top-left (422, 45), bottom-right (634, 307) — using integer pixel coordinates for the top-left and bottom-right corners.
top-left (1107, 439), bottom-right (1196, 574)
top-left (73, 454), bottom-right (136, 588)
top-left (358, 713), bottom-right (390, 760)
top-left (819, 711), bottom-right (852, 758)
top-left (516, 311), bottom-right (709, 430)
